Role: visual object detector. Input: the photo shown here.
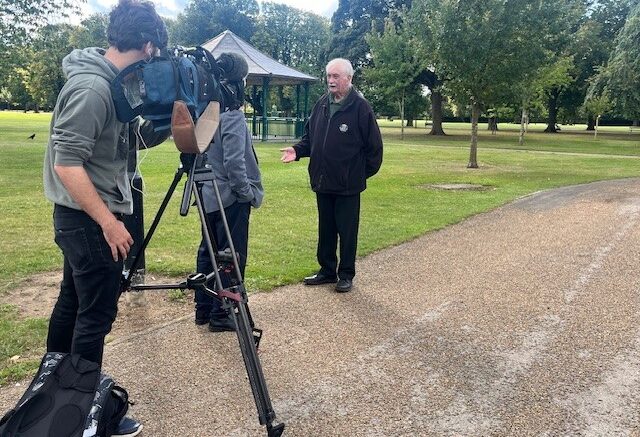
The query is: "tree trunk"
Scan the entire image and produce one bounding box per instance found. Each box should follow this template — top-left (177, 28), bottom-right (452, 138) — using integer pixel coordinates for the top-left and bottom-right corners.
top-left (429, 89), bottom-right (446, 135)
top-left (406, 118), bottom-right (414, 127)
top-left (519, 107), bottom-right (528, 146)
top-left (400, 92), bottom-right (405, 140)
top-left (586, 115), bottom-right (595, 131)
top-left (544, 90), bottom-right (559, 133)
top-left (468, 101), bottom-right (480, 168)
top-left (594, 114), bottom-right (600, 139)
top-left (488, 116), bottom-right (498, 134)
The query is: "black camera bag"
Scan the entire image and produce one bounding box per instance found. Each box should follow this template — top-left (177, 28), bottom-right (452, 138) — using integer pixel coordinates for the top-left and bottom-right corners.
top-left (0, 353), bottom-right (129, 437)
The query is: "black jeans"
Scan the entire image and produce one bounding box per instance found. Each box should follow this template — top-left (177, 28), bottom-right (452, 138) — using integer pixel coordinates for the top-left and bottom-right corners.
top-left (316, 192), bottom-right (361, 280)
top-left (47, 205), bottom-right (123, 365)
top-left (195, 201), bottom-right (251, 318)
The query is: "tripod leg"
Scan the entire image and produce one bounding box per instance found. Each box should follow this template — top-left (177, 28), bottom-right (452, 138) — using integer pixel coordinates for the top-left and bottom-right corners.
top-left (191, 165), bottom-right (283, 436)
top-left (230, 299), bottom-right (283, 436)
top-left (122, 165), bottom-right (185, 292)
top-left (192, 180), bottom-right (226, 292)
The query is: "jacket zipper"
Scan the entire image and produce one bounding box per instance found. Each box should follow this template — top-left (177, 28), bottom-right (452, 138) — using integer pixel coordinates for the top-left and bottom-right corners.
top-left (319, 101), bottom-right (332, 190)
top-left (317, 93), bottom-right (356, 191)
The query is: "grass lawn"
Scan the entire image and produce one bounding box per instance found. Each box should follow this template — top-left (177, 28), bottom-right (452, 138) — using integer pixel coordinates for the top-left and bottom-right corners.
top-left (0, 111), bottom-right (639, 384)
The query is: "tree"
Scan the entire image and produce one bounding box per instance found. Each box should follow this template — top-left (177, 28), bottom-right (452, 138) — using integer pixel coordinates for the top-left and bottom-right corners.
top-left (18, 24), bottom-right (74, 110)
top-left (406, 0), bottom-right (447, 135)
top-left (589, 3), bottom-right (640, 122)
top-left (517, 56), bottom-right (574, 145)
top-left (171, 0), bottom-right (259, 46)
top-left (428, 0), bottom-right (551, 168)
top-left (4, 71), bottom-right (33, 111)
top-left (70, 13), bottom-right (109, 49)
top-left (583, 93), bottom-right (611, 138)
top-left (0, 87), bottom-right (11, 109)
top-left (365, 18), bottom-right (424, 140)
top-left (0, 0), bottom-right (81, 80)
top-left (250, 3), bottom-right (329, 115)
top-left (564, 0), bottom-right (634, 130)
top-left (252, 3), bottom-right (330, 74)
top-left (527, 0), bottom-right (585, 133)
top-left (325, 0), bottom-right (410, 84)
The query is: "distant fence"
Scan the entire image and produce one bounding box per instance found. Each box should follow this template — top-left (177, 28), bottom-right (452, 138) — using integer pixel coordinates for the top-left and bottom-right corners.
top-left (246, 117), bottom-right (305, 141)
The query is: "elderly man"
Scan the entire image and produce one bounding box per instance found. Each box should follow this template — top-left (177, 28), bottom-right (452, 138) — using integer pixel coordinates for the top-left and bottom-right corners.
top-left (281, 58), bottom-right (383, 293)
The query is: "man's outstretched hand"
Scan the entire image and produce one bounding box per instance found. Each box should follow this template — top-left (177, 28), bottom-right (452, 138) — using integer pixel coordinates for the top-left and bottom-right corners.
top-left (280, 147), bottom-right (296, 163)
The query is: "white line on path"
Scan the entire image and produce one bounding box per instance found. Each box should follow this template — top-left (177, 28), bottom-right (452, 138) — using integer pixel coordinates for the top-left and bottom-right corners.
top-left (227, 301), bottom-right (454, 435)
top-left (557, 328), bottom-right (640, 436)
top-left (425, 201), bottom-right (640, 435)
top-left (564, 203), bottom-right (640, 303)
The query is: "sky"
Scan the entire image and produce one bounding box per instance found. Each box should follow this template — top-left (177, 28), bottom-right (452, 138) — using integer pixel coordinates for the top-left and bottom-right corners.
top-left (83, 0), bottom-right (339, 19)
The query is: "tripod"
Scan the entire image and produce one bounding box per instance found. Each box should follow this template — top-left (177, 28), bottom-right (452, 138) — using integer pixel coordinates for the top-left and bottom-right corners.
top-left (121, 152), bottom-right (284, 437)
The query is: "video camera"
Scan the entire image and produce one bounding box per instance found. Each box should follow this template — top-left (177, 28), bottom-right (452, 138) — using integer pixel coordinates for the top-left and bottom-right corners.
top-left (111, 46), bottom-right (248, 131)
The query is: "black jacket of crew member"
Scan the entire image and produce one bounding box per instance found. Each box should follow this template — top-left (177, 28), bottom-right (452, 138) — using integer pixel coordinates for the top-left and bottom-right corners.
top-left (293, 88), bottom-right (383, 195)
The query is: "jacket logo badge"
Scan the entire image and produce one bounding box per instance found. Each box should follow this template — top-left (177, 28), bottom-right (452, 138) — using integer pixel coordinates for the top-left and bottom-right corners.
top-left (339, 124), bottom-right (349, 133)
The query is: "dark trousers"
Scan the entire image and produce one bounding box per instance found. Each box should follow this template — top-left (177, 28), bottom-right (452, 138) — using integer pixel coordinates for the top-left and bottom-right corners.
top-left (47, 205), bottom-right (123, 365)
top-left (316, 192), bottom-right (361, 280)
top-left (195, 201), bottom-right (251, 318)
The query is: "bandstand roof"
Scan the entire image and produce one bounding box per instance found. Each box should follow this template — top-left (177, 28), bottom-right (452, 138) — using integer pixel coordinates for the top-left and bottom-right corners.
top-left (201, 30), bottom-right (318, 86)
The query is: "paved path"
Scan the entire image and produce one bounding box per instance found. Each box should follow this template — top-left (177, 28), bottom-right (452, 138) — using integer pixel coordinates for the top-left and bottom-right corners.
top-left (3, 179), bottom-right (640, 436)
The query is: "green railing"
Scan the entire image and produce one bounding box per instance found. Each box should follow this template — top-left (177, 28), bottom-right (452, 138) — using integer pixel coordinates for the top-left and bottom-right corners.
top-left (246, 117), bottom-right (306, 141)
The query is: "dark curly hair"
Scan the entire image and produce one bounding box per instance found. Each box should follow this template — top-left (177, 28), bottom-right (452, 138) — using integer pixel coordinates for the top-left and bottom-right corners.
top-left (107, 0), bottom-right (168, 51)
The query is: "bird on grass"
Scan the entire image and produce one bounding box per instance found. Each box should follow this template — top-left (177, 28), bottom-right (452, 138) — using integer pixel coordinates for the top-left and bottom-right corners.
top-left (27, 134), bottom-right (36, 140)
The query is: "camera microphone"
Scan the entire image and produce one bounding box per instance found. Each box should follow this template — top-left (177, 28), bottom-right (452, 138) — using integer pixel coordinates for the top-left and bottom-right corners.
top-left (216, 52), bottom-right (249, 83)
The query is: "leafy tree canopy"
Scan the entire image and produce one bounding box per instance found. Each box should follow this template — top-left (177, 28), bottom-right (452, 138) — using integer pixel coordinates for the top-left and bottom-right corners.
top-left (365, 16), bottom-right (425, 136)
top-left (252, 2), bottom-right (329, 75)
top-left (18, 24), bottom-right (75, 109)
top-left (171, 0), bottom-right (259, 46)
top-left (589, 2), bottom-right (640, 119)
top-left (0, 0), bottom-right (82, 85)
top-left (70, 13), bottom-right (109, 49)
top-left (325, 0), bottom-right (410, 82)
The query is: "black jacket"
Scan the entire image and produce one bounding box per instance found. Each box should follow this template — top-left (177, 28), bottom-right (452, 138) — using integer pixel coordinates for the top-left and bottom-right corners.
top-left (293, 88), bottom-right (383, 195)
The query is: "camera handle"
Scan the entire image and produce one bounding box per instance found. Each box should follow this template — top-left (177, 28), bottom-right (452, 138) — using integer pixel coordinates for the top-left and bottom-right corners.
top-left (121, 152), bottom-right (284, 437)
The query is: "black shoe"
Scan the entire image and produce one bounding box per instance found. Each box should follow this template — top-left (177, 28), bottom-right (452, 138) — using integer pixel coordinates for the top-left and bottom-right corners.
top-left (304, 272), bottom-right (338, 286)
top-left (195, 310), bottom-right (210, 325)
top-left (113, 416), bottom-right (143, 437)
top-left (209, 316), bottom-right (235, 332)
top-left (335, 278), bottom-right (353, 293)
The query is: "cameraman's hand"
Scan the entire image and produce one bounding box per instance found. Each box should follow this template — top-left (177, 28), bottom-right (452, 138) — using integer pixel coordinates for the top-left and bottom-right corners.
top-left (102, 218), bottom-right (134, 262)
top-left (280, 147), bottom-right (296, 163)
top-left (54, 165), bottom-right (134, 262)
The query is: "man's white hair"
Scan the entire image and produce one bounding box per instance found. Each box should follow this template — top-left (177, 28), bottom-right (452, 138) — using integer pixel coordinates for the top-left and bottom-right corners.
top-left (326, 58), bottom-right (354, 77)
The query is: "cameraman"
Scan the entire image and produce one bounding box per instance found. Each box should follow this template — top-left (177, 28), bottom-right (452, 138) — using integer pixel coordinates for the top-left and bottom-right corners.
top-left (195, 65), bottom-right (264, 332)
top-left (42, 1), bottom-right (168, 435)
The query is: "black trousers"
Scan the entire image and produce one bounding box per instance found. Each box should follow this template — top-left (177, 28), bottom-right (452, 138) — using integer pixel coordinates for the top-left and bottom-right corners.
top-left (195, 201), bottom-right (251, 318)
top-left (47, 205), bottom-right (123, 365)
top-left (316, 192), bottom-right (360, 280)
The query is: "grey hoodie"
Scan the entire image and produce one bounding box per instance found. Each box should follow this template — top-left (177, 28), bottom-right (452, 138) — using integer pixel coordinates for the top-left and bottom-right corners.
top-left (201, 109), bottom-right (264, 213)
top-left (43, 47), bottom-right (133, 214)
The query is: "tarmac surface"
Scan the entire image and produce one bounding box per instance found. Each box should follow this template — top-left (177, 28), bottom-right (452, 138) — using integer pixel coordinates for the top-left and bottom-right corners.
top-left (3, 178), bottom-right (640, 436)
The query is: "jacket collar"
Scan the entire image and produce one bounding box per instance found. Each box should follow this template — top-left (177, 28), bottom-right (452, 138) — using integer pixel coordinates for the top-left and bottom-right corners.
top-left (323, 87), bottom-right (358, 115)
